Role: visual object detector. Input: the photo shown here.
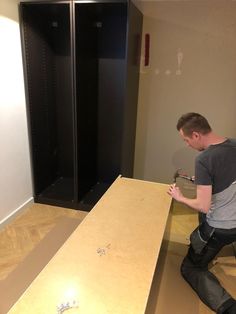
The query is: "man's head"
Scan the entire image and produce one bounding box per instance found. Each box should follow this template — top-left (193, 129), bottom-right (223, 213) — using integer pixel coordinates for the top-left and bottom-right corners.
top-left (176, 112), bottom-right (212, 151)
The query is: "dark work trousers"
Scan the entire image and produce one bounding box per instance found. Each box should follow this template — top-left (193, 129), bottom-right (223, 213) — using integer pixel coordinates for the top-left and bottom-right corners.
top-left (181, 225), bottom-right (236, 313)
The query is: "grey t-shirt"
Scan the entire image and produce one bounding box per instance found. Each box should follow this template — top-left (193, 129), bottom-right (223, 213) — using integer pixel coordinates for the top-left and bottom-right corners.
top-left (195, 138), bottom-right (236, 229)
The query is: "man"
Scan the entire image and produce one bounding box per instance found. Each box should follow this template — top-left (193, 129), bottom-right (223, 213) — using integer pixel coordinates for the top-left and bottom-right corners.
top-left (168, 112), bottom-right (236, 314)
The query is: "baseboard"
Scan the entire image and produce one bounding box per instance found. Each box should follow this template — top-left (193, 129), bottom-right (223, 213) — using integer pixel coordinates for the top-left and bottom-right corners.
top-left (0, 197), bottom-right (34, 230)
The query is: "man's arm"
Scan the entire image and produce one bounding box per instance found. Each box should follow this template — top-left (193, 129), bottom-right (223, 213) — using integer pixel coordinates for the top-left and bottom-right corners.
top-left (168, 184), bottom-right (212, 213)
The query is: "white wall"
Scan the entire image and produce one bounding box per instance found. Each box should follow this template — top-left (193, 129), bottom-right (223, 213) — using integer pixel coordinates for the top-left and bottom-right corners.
top-left (134, 0), bottom-right (236, 184)
top-left (0, 0), bottom-right (33, 224)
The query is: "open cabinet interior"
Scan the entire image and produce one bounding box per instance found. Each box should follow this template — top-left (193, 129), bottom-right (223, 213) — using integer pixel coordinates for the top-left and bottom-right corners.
top-left (20, 1), bottom-right (143, 211)
top-left (75, 2), bottom-right (128, 207)
top-left (21, 4), bottom-right (75, 206)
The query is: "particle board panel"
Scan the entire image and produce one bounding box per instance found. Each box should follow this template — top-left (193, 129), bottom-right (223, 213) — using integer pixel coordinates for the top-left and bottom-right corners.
top-left (7, 177), bottom-right (172, 314)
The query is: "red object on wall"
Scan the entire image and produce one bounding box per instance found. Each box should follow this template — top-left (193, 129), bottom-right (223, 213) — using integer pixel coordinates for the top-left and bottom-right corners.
top-left (144, 33), bottom-right (150, 66)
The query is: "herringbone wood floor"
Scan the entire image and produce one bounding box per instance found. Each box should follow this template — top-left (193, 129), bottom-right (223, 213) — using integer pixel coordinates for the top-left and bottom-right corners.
top-left (0, 201), bottom-right (235, 314)
top-left (0, 203), bottom-right (87, 280)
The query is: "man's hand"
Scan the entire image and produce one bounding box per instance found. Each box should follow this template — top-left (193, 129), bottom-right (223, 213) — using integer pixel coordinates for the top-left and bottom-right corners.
top-left (167, 183), bottom-right (212, 213)
top-left (168, 183), bottom-right (184, 202)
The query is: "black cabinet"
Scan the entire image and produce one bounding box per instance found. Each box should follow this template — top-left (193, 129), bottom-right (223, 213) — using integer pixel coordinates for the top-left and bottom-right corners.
top-left (20, 0), bottom-right (143, 211)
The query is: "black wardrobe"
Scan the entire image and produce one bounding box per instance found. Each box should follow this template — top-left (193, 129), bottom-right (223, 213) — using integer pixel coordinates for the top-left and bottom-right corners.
top-left (19, 0), bottom-right (143, 211)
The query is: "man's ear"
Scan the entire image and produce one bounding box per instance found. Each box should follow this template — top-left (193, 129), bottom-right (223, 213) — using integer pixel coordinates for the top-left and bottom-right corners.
top-left (192, 131), bottom-right (200, 140)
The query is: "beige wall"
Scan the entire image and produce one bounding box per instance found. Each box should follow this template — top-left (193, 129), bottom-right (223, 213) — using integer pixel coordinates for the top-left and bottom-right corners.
top-left (0, 0), bottom-right (33, 224)
top-left (1, 0), bottom-right (236, 222)
top-left (134, 0), bottom-right (236, 184)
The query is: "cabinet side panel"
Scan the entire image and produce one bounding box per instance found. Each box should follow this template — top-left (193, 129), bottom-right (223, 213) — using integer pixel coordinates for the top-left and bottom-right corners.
top-left (121, 1), bottom-right (143, 177)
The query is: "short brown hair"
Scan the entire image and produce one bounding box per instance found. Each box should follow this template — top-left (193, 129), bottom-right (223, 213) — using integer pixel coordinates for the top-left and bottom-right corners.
top-left (177, 112), bottom-right (212, 136)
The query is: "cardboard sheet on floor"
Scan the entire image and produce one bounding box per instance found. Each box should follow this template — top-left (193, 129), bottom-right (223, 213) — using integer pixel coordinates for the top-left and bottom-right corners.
top-left (0, 217), bottom-right (81, 314)
top-left (146, 245), bottom-right (199, 314)
top-left (146, 241), bottom-right (236, 314)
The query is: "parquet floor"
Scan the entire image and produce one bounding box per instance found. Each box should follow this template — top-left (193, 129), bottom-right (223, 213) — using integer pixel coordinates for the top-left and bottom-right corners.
top-left (0, 203), bottom-right (87, 280)
top-left (0, 199), bottom-right (235, 314)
